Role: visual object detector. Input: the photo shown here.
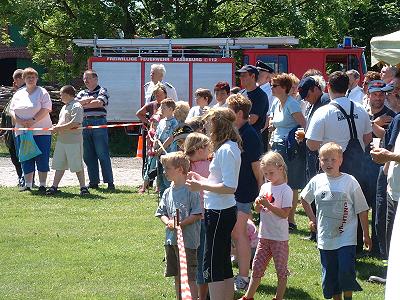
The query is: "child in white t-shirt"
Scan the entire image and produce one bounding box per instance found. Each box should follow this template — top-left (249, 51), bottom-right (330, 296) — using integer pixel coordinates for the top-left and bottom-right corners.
top-left (300, 142), bottom-right (371, 300)
top-left (240, 151), bottom-right (292, 300)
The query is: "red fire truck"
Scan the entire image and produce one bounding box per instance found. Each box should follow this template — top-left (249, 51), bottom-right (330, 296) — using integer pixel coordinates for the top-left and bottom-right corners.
top-left (73, 37), bottom-right (366, 122)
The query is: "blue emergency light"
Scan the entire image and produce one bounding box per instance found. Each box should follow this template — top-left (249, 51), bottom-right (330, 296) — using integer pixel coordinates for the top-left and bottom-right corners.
top-left (343, 36), bottom-right (353, 48)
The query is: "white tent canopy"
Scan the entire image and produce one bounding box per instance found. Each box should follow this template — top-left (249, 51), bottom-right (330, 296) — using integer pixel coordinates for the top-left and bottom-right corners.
top-left (370, 30), bottom-right (400, 66)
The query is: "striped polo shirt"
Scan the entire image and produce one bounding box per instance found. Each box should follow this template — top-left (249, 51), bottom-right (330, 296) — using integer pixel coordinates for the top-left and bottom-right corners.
top-left (76, 85), bottom-right (109, 117)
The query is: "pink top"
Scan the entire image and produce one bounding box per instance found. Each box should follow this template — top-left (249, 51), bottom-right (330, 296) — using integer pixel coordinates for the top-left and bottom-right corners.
top-left (10, 86), bottom-right (52, 136)
top-left (190, 159), bottom-right (210, 216)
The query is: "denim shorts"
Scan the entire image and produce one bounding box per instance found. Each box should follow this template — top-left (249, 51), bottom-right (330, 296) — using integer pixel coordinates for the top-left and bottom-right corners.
top-left (236, 201), bottom-right (253, 215)
top-left (319, 245), bottom-right (362, 299)
top-left (16, 134), bottom-right (51, 174)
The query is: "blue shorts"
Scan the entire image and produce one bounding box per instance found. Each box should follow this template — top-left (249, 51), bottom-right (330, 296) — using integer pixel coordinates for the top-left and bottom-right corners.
top-left (16, 135), bottom-right (51, 174)
top-left (196, 220), bottom-right (206, 284)
top-left (319, 245), bottom-right (362, 299)
top-left (236, 201), bottom-right (253, 214)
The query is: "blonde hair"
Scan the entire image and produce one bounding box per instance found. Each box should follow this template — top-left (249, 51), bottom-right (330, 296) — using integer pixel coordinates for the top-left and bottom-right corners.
top-left (160, 151), bottom-right (190, 174)
top-left (174, 101), bottom-right (190, 123)
top-left (204, 107), bottom-right (241, 151)
top-left (152, 82), bottom-right (167, 97)
top-left (288, 73), bottom-right (300, 86)
top-left (22, 67), bottom-right (39, 79)
top-left (260, 151), bottom-right (288, 182)
top-left (226, 94), bottom-right (252, 119)
top-left (184, 132), bottom-right (210, 157)
top-left (319, 142), bottom-right (343, 157)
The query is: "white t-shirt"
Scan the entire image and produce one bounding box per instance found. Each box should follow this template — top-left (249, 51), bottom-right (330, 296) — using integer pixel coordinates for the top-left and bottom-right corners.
top-left (204, 140), bottom-right (241, 210)
top-left (258, 182), bottom-right (293, 241)
top-left (387, 132), bottom-right (400, 202)
top-left (10, 86), bottom-right (53, 136)
top-left (347, 86), bottom-right (365, 105)
top-left (300, 173), bottom-right (369, 250)
top-left (185, 106), bottom-right (208, 122)
top-left (305, 97), bottom-right (372, 151)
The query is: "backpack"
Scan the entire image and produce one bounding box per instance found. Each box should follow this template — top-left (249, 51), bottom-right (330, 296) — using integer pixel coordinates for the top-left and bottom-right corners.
top-left (330, 101), bottom-right (366, 186)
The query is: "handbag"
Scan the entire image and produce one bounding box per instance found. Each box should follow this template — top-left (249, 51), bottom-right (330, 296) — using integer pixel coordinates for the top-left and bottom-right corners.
top-left (18, 131), bottom-right (42, 162)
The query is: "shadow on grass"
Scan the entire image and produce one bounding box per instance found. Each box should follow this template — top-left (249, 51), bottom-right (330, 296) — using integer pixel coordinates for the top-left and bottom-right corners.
top-left (96, 187), bottom-right (135, 195)
top-left (356, 258), bottom-right (386, 280)
top-left (31, 190), bottom-right (107, 200)
top-left (244, 283), bottom-right (318, 300)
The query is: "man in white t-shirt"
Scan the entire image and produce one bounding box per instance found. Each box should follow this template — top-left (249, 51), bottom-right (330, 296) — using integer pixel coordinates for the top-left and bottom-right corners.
top-left (346, 70), bottom-right (364, 105)
top-left (144, 64), bottom-right (178, 104)
top-left (306, 71), bottom-right (372, 153)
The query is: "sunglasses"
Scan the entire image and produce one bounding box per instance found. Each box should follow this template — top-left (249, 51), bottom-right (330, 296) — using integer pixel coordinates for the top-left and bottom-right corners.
top-left (271, 84), bottom-right (280, 88)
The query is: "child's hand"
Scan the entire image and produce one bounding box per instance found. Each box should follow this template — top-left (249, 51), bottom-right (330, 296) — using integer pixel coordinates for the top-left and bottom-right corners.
top-left (166, 219), bottom-right (175, 231)
top-left (363, 234), bottom-right (372, 251)
top-left (309, 220), bottom-right (317, 232)
top-left (185, 178), bottom-right (202, 192)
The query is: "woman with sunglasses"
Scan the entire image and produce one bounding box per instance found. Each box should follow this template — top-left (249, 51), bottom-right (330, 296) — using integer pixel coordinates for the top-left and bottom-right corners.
top-left (269, 73), bottom-right (306, 232)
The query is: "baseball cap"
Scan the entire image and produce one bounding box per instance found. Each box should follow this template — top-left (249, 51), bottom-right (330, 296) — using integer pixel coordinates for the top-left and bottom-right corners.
top-left (368, 80), bottom-right (394, 93)
top-left (298, 77), bottom-right (318, 99)
top-left (235, 65), bottom-right (259, 76)
top-left (256, 60), bottom-right (274, 73)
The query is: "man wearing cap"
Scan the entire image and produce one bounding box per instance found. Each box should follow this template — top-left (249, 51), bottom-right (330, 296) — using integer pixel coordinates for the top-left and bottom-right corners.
top-left (256, 61), bottom-right (274, 151)
top-left (364, 80), bottom-right (396, 258)
top-left (296, 74), bottom-right (330, 241)
top-left (144, 64), bottom-right (178, 104)
top-left (256, 60), bottom-right (274, 109)
top-left (237, 65), bottom-right (269, 147)
top-left (346, 70), bottom-right (365, 105)
top-left (297, 75), bottom-right (330, 180)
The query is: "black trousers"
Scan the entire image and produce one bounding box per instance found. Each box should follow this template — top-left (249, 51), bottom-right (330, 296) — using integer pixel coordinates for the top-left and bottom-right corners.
top-left (8, 135), bottom-right (23, 179)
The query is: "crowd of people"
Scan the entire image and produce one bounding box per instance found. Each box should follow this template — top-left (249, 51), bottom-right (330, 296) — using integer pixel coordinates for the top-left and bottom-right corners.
top-left (138, 62), bottom-right (400, 300)
top-left (1, 62), bottom-right (400, 300)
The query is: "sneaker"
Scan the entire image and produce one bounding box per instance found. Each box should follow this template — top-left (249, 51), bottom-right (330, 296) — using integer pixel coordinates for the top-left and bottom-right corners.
top-left (368, 275), bottom-right (386, 284)
top-left (107, 183), bottom-right (116, 191)
top-left (234, 276), bottom-right (249, 292)
top-left (38, 186), bottom-right (47, 194)
top-left (19, 185), bottom-right (31, 192)
top-left (46, 186), bottom-right (60, 195)
top-left (80, 186), bottom-right (90, 196)
top-left (88, 183), bottom-right (99, 189)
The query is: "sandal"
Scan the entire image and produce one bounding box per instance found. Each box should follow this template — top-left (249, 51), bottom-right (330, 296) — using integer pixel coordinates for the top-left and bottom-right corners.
top-left (46, 186), bottom-right (60, 195)
top-left (80, 186), bottom-right (90, 196)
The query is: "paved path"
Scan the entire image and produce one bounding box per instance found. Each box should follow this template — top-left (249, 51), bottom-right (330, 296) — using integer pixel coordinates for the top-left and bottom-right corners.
top-left (0, 156), bottom-right (143, 187)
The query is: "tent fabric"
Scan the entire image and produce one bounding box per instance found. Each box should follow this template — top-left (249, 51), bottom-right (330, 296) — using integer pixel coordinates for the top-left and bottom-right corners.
top-left (370, 30), bottom-right (400, 66)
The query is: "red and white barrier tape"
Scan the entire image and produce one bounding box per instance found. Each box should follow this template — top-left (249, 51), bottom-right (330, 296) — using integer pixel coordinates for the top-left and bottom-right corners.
top-left (176, 225), bottom-right (192, 300)
top-left (0, 122), bottom-right (142, 131)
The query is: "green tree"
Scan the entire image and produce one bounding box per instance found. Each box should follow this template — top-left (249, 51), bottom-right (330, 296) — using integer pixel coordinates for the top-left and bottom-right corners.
top-left (0, 0), bottom-right (396, 83)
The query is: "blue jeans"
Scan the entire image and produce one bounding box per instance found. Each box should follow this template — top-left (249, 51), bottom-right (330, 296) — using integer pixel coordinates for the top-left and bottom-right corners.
top-left (82, 117), bottom-right (114, 184)
top-left (375, 167), bottom-right (388, 259)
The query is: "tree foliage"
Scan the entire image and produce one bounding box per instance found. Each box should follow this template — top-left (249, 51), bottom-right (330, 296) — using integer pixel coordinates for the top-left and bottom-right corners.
top-left (0, 0), bottom-right (398, 83)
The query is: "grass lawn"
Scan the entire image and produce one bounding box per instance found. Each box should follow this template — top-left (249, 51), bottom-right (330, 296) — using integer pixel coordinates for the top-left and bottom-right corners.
top-left (0, 186), bottom-right (385, 299)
